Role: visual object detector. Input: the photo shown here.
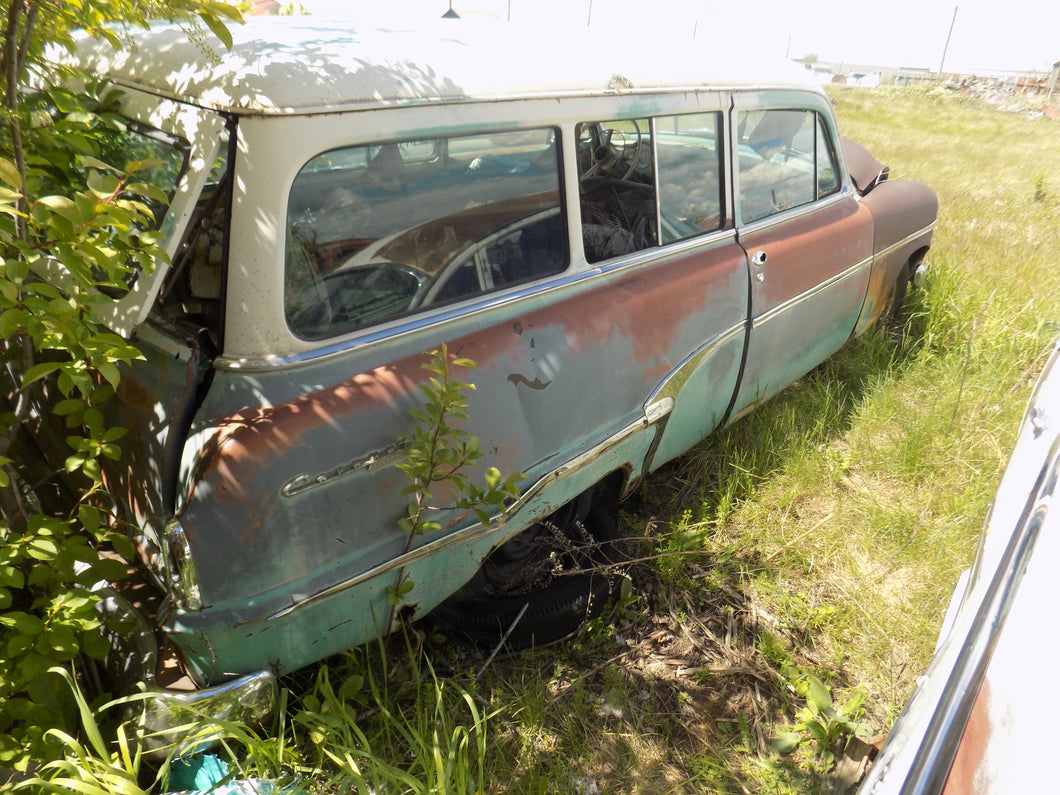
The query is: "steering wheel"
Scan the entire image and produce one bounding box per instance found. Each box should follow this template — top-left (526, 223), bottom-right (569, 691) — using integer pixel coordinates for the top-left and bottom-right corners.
top-left (579, 120), bottom-right (643, 182)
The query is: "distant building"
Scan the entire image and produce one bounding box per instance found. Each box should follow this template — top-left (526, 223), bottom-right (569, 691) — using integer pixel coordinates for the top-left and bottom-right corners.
top-left (803, 58), bottom-right (1054, 95)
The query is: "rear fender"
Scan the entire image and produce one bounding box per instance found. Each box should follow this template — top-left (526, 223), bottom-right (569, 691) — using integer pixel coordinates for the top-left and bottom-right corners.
top-left (853, 179), bottom-right (938, 333)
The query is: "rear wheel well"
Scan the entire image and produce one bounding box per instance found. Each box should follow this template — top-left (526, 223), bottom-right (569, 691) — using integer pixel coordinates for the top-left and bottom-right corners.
top-left (426, 470), bottom-right (632, 648)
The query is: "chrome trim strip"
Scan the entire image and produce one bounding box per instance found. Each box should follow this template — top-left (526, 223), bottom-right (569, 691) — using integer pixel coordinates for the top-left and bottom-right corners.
top-left (901, 436), bottom-right (1058, 793)
top-left (282, 438), bottom-right (409, 498)
top-left (736, 187), bottom-right (852, 234)
top-left (216, 229), bottom-right (740, 373)
top-left (645, 322), bottom-right (746, 409)
top-left (753, 255), bottom-right (872, 329)
top-left (873, 220), bottom-right (936, 261)
top-left (267, 402), bottom-right (671, 620)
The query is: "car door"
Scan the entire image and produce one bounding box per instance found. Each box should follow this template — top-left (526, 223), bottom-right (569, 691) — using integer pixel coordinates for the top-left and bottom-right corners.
top-left (728, 101), bottom-right (873, 418)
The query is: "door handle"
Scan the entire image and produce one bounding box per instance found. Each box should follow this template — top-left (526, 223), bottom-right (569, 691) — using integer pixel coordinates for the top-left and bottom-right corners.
top-left (751, 250), bottom-right (768, 267)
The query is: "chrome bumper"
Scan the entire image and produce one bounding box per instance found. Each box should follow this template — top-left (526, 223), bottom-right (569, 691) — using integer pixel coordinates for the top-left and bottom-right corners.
top-left (93, 583), bottom-right (275, 753)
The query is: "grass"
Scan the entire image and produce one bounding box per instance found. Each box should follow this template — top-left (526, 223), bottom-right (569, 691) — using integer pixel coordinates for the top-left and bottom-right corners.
top-left (41, 86), bottom-right (1060, 793)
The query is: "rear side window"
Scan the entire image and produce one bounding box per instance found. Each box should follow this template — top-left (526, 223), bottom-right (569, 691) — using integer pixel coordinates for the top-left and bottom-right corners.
top-left (655, 112), bottom-right (724, 243)
top-left (737, 109), bottom-right (839, 224)
top-left (577, 118), bottom-right (657, 263)
top-left (285, 128), bottom-right (565, 340)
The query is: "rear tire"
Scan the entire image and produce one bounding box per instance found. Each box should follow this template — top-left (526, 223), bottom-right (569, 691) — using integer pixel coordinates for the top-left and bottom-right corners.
top-left (881, 260), bottom-right (913, 326)
top-left (429, 504), bottom-right (627, 649)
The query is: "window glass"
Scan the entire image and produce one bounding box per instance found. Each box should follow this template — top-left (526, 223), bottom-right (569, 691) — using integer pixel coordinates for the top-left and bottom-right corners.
top-left (815, 116), bottom-right (840, 197)
top-left (285, 128), bottom-right (565, 340)
top-left (577, 118), bottom-right (657, 263)
top-left (655, 112), bottom-right (723, 243)
top-left (737, 109), bottom-right (836, 224)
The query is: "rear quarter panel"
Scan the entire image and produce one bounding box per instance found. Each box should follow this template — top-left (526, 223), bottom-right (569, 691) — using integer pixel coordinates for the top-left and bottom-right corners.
top-left (853, 179), bottom-right (938, 333)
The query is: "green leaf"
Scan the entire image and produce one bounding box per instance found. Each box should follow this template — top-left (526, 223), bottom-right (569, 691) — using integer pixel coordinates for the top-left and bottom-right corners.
top-left (96, 361), bottom-right (121, 389)
top-left (101, 427), bottom-right (127, 443)
top-left (37, 195), bottom-right (81, 223)
top-left (108, 532), bottom-right (136, 561)
top-left (77, 505), bottom-right (101, 533)
top-left (81, 458), bottom-right (101, 480)
top-left (81, 629), bottom-right (110, 660)
top-left (0, 157), bottom-right (22, 190)
top-left (52, 398), bottom-right (84, 417)
top-left (200, 10), bottom-right (234, 49)
top-left (0, 612), bottom-right (44, 635)
top-left (804, 719), bottom-right (829, 743)
top-left (25, 536), bottom-right (59, 560)
top-left (0, 565), bottom-right (24, 589)
top-left (806, 676), bottom-right (832, 714)
top-left (28, 563), bottom-right (52, 586)
top-left (0, 309), bottom-right (26, 339)
top-left (770, 732), bottom-right (802, 755)
top-left (80, 155), bottom-right (116, 172)
top-left (91, 557), bottom-right (128, 582)
top-left (124, 158), bottom-right (164, 173)
top-left (87, 170), bottom-right (120, 197)
top-left (338, 674), bottom-right (364, 701)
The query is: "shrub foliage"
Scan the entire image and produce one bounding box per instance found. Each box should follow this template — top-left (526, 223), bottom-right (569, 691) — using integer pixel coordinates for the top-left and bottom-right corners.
top-left (0, 0), bottom-right (239, 775)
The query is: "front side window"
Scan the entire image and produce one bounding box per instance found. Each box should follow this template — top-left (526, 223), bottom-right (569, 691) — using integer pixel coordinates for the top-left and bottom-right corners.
top-left (284, 128), bottom-right (565, 340)
top-left (737, 109), bottom-right (839, 224)
top-left (577, 118), bottom-right (657, 263)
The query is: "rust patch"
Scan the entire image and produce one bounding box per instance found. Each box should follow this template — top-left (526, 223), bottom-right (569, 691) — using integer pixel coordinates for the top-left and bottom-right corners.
top-left (942, 678), bottom-right (992, 794)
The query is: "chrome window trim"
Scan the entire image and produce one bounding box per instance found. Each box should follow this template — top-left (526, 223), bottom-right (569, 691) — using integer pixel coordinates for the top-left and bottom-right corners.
top-left (215, 228), bottom-right (740, 372)
top-left (735, 185), bottom-right (854, 235)
top-left (267, 399), bottom-right (672, 620)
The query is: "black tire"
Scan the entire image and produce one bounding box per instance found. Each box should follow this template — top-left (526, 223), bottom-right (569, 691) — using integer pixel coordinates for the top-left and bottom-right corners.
top-left (429, 504), bottom-right (627, 649)
top-left (881, 260), bottom-right (913, 326)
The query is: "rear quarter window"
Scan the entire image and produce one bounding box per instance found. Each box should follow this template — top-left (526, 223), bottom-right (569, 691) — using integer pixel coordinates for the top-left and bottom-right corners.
top-left (284, 128), bottom-right (566, 340)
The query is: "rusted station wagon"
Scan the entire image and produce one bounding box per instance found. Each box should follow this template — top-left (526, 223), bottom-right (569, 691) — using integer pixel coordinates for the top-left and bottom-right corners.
top-left (31, 19), bottom-right (936, 714)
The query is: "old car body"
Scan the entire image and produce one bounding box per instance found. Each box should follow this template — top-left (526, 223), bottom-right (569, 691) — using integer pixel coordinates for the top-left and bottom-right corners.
top-left (858, 337), bottom-right (1060, 794)
top-left (31, 19), bottom-right (936, 694)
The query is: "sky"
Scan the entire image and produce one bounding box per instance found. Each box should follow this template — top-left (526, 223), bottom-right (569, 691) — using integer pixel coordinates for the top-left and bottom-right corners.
top-left (297, 0), bottom-right (1060, 75)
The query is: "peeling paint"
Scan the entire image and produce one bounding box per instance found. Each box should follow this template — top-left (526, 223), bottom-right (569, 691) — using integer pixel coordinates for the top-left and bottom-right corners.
top-left (507, 373), bottom-right (553, 390)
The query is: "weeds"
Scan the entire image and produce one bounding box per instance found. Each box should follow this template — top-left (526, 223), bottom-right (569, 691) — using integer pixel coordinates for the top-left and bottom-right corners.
top-left (294, 636), bottom-right (493, 794)
top-left (771, 676), bottom-right (872, 770)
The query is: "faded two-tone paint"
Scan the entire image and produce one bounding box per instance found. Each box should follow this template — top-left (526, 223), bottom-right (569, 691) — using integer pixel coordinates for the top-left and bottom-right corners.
top-left (162, 234), bottom-right (750, 678)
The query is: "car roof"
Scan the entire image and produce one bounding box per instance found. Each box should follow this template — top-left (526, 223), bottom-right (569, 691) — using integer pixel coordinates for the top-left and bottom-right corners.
top-left (60, 18), bottom-right (821, 116)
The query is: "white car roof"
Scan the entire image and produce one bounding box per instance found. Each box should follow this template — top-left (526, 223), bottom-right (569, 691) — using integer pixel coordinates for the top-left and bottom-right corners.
top-left (61, 18), bottom-right (821, 115)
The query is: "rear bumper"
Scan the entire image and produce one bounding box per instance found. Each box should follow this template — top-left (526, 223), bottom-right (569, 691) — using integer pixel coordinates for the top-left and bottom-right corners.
top-left (94, 583), bottom-right (275, 752)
